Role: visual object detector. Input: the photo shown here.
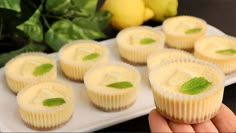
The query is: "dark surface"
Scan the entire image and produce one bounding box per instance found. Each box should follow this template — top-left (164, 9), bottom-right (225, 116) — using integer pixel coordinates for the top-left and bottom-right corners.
top-left (96, 0), bottom-right (236, 132)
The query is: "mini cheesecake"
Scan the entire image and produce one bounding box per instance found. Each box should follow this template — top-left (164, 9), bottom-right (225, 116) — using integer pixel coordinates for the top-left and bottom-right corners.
top-left (17, 81), bottom-right (75, 130)
top-left (59, 40), bottom-right (109, 81)
top-left (116, 26), bottom-right (165, 65)
top-left (194, 35), bottom-right (236, 74)
top-left (84, 62), bottom-right (141, 111)
top-left (163, 15), bottom-right (207, 50)
top-left (5, 52), bottom-right (57, 94)
top-left (147, 48), bottom-right (194, 73)
top-left (149, 58), bottom-right (224, 124)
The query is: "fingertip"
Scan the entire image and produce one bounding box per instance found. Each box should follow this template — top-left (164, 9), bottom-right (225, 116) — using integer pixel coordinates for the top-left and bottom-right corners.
top-left (211, 103), bottom-right (236, 132)
top-left (148, 109), bottom-right (172, 132)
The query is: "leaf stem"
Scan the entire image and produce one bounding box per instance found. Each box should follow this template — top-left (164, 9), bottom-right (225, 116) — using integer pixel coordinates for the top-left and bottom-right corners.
top-left (0, 18), bottom-right (3, 39)
top-left (44, 14), bottom-right (64, 20)
top-left (42, 15), bottom-right (50, 28)
top-left (26, 0), bottom-right (38, 9)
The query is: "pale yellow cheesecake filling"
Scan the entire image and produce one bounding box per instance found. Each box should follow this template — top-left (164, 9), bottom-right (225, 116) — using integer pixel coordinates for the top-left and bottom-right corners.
top-left (59, 40), bottom-right (109, 81)
top-left (149, 59), bottom-right (224, 124)
top-left (116, 26), bottom-right (165, 64)
top-left (194, 35), bottom-right (236, 74)
top-left (195, 36), bottom-right (236, 59)
top-left (5, 53), bottom-right (57, 93)
top-left (7, 56), bottom-right (52, 78)
top-left (163, 16), bottom-right (206, 36)
top-left (60, 43), bottom-right (106, 64)
top-left (17, 81), bottom-right (74, 129)
top-left (163, 16), bottom-right (207, 50)
top-left (119, 28), bottom-right (163, 48)
top-left (84, 63), bottom-right (140, 111)
top-left (147, 49), bottom-right (193, 72)
top-left (153, 63), bottom-right (221, 93)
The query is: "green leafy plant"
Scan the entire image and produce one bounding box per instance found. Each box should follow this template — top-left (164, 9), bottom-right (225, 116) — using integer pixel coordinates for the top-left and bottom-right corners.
top-left (0, 0), bottom-right (112, 67)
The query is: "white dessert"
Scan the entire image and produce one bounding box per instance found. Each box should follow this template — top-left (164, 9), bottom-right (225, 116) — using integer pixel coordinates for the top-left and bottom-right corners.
top-left (59, 40), bottom-right (109, 81)
top-left (116, 26), bottom-right (165, 64)
top-left (147, 48), bottom-right (194, 72)
top-left (84, 62), bottom-right (141, 111)
top-left (5, 52), bottom-right (57, 93)
top-left (194, 35), bottom-right (236, 74)
top-left (149, 58), bottom-right (225, 124)
top-left (163, 15), bottom-right (207, 49)
top-left (17, 81), bottom-right (75, 130)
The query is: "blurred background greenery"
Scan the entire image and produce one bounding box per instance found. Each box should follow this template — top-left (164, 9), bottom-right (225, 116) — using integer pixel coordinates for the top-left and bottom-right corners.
top-left (0, 0), bottom-right (178, 67)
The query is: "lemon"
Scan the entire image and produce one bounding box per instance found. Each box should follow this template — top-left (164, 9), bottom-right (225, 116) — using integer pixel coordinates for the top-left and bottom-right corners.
top-left (144, 0), bottom-right (178, 21)
top-left (101, 0), bottom-right (154, 29)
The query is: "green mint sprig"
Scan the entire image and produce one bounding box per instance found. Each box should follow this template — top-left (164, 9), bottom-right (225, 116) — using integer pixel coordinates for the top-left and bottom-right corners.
top-left (180, 77), bottom-right (211, 95)
top-left (106, 81), bottom-right (133, 89)
top-left (33, 63), bottom-right (53, 76)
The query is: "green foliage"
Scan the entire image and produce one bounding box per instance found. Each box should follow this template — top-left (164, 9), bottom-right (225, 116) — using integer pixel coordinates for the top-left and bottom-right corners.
top-left (16, 5), bottom-right (43, 42)
top-left (0, 43), bottom-right (46, 67)
top-left (0, 0), bottom-right (112, 67)
top-left (0, 0), bottom-right (21, 12)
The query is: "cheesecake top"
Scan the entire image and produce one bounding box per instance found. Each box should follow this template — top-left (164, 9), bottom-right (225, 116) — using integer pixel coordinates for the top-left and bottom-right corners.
top-left (163, 16), bottom-right (207, 36)
top-left (116, 26), bottom-right (165, 49)
top-left (147, 48), bottom-right (194, 72)
top-left (149, 58), bottom-right (224, 97)
top-left (84, 62), bottom-right (141, 94)
top-left (5, 52), bottom-right (56, 79)
top-left (195, 35), bottom-right (236, 59)
top-left (17, 81), bottom-right (74, 111)
top-left (59, 40), bottom-right (109, 65)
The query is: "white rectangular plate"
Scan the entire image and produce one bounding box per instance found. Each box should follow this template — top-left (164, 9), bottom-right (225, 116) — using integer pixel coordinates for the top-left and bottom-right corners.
top-left (0, 25), bottom-right (235, 132)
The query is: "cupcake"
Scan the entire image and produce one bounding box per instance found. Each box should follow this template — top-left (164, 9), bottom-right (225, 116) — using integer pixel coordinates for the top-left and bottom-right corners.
top-left (116, 26), bottom-right (165, 65)
top-left (17, 80), bottom-right (75, 130)
top-left (194, 35), bottom-right (236, 74)
top-left (163, 15), bottom-right (207, 50)
top-left (59, 40), bottom-right (109, 81)
top-left (149, 58), bottom-right (224, 124)
top-left (5, 52), bottom-right (57, 94)
top-left (84, 62), bottom-right (141, 111)
top-left (147, 48), bottom-right (194, 73)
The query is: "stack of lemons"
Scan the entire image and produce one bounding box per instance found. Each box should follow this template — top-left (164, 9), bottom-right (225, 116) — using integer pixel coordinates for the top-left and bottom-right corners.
top-left (101, 0), bottom-right (178, 29)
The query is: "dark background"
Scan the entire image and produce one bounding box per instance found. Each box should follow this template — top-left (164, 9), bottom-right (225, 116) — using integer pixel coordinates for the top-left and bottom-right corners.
top-left (96, 0), bottom-right (236, 132)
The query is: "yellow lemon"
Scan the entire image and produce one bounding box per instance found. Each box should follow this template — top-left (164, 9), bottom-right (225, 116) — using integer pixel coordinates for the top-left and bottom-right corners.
top-left (101, 0), bottom-right (154, 29)
top-left (144, 0), bottom-right (178, 21)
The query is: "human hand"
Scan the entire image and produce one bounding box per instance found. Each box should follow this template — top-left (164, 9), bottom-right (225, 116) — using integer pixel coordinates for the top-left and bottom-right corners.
top-left (148, 103), bottom-right (236, 132)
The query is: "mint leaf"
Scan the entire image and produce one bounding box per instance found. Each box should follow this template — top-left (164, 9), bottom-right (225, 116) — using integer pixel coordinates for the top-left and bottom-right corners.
top-left (33, 63), bottom-right (53, 76)
top-left (83, 53), bottom-right (100, 61)
top-left (43, 98), bottom-right (65, 107)
top-left (180, 77), bottom-right (211, 95)
top-left (216, 48), bottom-right (236, 55)
top-left (185, 28), bottom-right (202, 34)
top-left (106, 81), bottom-right (133, 89)
top-left (140, 38), bottom-right (156, 45)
